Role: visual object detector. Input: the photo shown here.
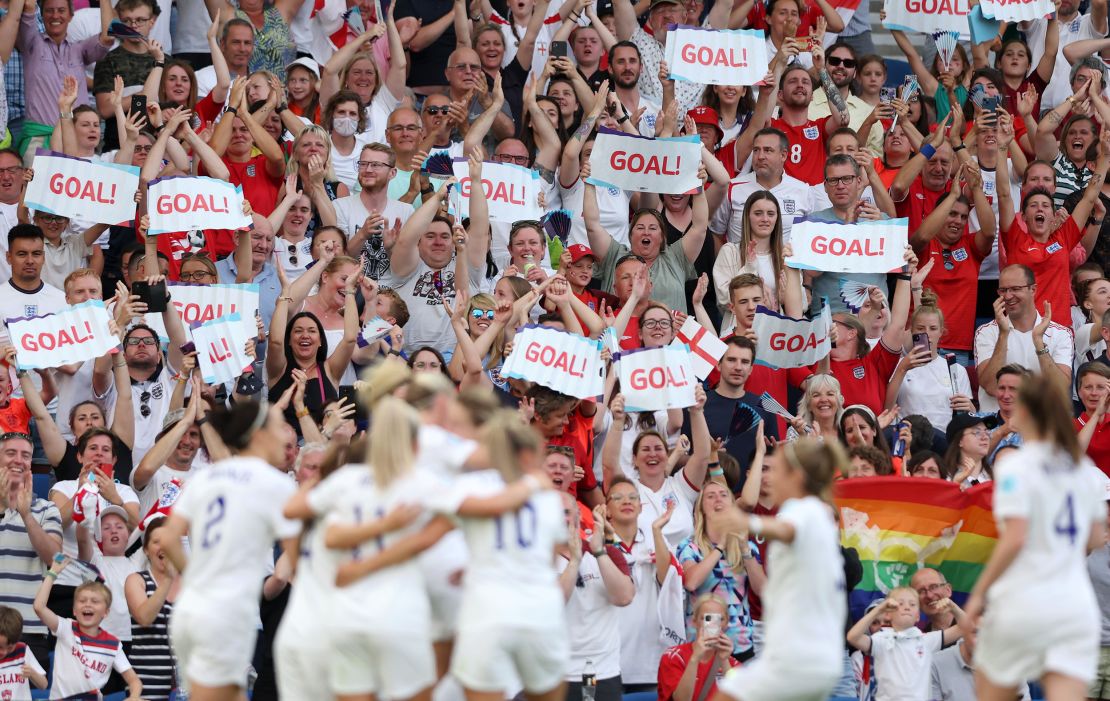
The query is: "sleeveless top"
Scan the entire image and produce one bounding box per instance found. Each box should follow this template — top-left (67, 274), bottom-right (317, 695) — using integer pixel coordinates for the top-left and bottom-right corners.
top-left (129, 571), bottom-right (175, 701)
top-left (270, 362), bottom-right (338, 431)
top-left (237, 5), bottom-right (295, 81)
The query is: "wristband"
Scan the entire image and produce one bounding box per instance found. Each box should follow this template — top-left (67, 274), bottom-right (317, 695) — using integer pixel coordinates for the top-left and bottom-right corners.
top-left (953, 144), bottom-right (966, 152)
top-left (46, 571), bottom-right (57, 579)
top-left (714, 545), bottom-right (725, 558)
top-left (60, 111), bottom-right (74, 120)
top-left (920, 143), bottom-right (937, 161)
top-left (617, 114), bottom-right (630, 124)
top-left (1035, 346), bottom-right (1050, 356)
top-left (225, 106), bottom-right (238, 116)
top-left (277, 104), bottom-right (288, 112)
top-left (895, 273), bottom-right (912, 281)
top-left (195, 416), bottom-right (208, 427)
top-left (154, 61), bottom-right (165, 68)
top-left (748, 515), bottom-right (764, 536)
top-left (295, 407), bottom-right (311, 418)
top-left (1092, 219), bottom-right (1105, 226)
top-left (591, 548), bottom-right (607, 558)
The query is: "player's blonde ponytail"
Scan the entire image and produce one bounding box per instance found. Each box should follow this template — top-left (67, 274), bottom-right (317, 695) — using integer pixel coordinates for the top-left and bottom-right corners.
top-left (481, 410), bottom-right (542, 483)
top-left (367, 396), bottom-right (420, 487)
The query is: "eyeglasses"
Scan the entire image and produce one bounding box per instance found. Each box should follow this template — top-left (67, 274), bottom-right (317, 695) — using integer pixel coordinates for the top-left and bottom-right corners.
top-left (119, 15), bottom-right (152, 25)
top-left (997, 284), bottom-right (1032, 295)
top-left (607, 493), bottom-right (641, 503)
top-left (134, 144), bottom-right (153, 153)
top-left (449, 62), bottom-right (482, 72)
top-left (423, 105), bottom-right (450, 116)
top-left (915, 582), bottom-right (949, 596)
top-left (139, 391), bottom-right (151, 418)
top-left (641, 318), bottom-right (673, 330)
top-left (497, 153), bottom-right (530, 165)
top-left (965, 427), bottom-right (990, 437)
top-left (387, 124), bottom-right (421, 133)
top-left (824, 174), bottom-right (857, 187)
top-left (287, 243), bottom-right (299, 267)
top-left (941, 249), bottom-right (955, 271)
top-left (179, 270), bottom-right (214, 282)
top-left (470, 309), bottom-right (495, 320)
top-left (35, 214), bottom-right (67, 224)
top-left (826, 56), bottom-right (856, 68)
top-left (0, 166), bottom-right (23, 176)
top-left (356, 160), bottom-right (392, 170)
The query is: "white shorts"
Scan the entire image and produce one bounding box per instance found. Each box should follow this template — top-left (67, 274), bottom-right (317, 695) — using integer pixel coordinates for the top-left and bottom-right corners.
top-left (274, 617), bottom-right (334, 701)
top-left (329, 627), bottom-right (436, 697)
top-left (421, 531), bottom-right (467, 641)
top-left (977, 602), bottom-right (1099, 686)
top-left (716, 656), bottom-right (840, 701)
top-left (170, 608), bottom-right (256, 691)
top-left (451, 623), bottom-right (567, 694)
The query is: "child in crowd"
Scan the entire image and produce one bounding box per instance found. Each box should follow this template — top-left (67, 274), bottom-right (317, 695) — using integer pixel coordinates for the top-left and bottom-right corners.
top-left (846, 586), bottom-right (965, 701)
top-left (32, 556), bottom-right (143, 700)
top-left (0, 605), bottom-right (47, 699)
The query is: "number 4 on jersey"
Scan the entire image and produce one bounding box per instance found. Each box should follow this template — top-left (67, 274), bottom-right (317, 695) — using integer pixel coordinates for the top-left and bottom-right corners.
top-left (1055, 493), bottom-right (1078, 545)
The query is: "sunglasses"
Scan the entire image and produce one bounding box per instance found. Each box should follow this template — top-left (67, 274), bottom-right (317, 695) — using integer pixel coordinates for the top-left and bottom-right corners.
top-left (941, 249), bottom-right (955, 271)
top-left (470, 309), bottom-right (495, 320)
top-left (827, 56), bottom-right (856, 68)
top-left (139, 391), bottom-right (151, 418)
top-left (424, 105), bottom-right (450, 116)
top-left (287, 243), bottom-right (299, 267)
top-left (0, 432), bottom-right (31, 443)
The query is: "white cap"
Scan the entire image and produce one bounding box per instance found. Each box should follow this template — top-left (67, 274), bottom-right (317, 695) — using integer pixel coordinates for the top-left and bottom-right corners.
top-left (285, 57), bottom-right (320, 80)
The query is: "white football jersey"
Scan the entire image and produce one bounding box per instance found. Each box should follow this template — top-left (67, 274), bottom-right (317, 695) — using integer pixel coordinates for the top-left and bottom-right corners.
top-left (171, 456), bottom-right (300, 620)
top-left (432, 470), bottom-right (567, 627)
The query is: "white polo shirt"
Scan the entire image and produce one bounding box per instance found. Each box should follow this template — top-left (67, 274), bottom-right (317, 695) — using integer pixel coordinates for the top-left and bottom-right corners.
top-left (973, 316), bottom-right (1074, 412)
top-left (869, 627), bottom-right (944, 701)
top-left (709, 173), bottom-right (814, 244)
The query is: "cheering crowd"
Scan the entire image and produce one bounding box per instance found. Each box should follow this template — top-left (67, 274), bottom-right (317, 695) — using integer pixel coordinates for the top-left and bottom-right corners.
top-left (0, 0), bottom-right (1102, 697)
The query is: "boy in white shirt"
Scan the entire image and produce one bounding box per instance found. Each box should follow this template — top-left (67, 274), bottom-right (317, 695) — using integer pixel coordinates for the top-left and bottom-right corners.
top-left (0, 605), bottom-right (47, 699)
top-left (32, 557), bottom-right (143, 700)
top-left (846, 587), bottom-right (965, 701)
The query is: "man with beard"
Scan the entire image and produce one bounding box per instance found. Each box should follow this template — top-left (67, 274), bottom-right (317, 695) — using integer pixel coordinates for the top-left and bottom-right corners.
top-left (710, 128), bottom-right (814, 245)
top-left (693, 337), bottom-right (779, 469)
top-left (769, 64), bottom-right (848, 186)
top-left (334, 143), bottom-right (414, 281)
top-left (0, 432), bottom-right (60, 666)
top-left (0, 225), bottom-right (64, 344)
top-left (608, 42), bottom-right (659, 137)
top-left (809, 42), bottom-right (883, 157)
top-left (119, 318), bottom-right (188, 465)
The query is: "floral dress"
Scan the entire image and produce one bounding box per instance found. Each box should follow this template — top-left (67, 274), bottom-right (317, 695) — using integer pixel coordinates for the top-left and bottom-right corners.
top-left (676, 536), bottom-right (756, 656)
top-left (237, 4), bottom-right (295, 81)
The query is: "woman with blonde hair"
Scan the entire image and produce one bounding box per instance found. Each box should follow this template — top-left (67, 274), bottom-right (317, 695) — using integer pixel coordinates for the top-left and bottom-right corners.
top-left (677, 478), bottom-right (766, 660)
top-left (789, 374), bottom-right (845, 444)
top-left (276, 125), bottom-right (343, 238)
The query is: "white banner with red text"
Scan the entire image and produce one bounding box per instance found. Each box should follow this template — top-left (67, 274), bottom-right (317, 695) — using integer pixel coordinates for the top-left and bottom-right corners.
top-left (663, 26), bottom-right (769, 86)
top-left (786, 217), bottom-right (908, 274)
top-left (501, 325), bottom-right (604, 399)
top-left (586, 129), bottom-right (702, 194)
top-left (881, 0), bottom-right (970, 37)
top-left (24, 150), bottom-right (140, 226)
top-left (145, 283), bottom-right (260, 343)
top-left (616, 345), bottom-right (697, 412)
top-left (752, 303), bottom-right (832, 369)
top-left (191, 312), bottom-right (254, 386)
top-left (671, 317), bottom-right (727, 379)
top-left (6, 300), bottom-right (119, 370)
top-left (450, 159), bottom-right (543, 223)
top-left (977, 0), bottom-right (1052, 22)
top-left (147, 176), bottom-right (253, 235)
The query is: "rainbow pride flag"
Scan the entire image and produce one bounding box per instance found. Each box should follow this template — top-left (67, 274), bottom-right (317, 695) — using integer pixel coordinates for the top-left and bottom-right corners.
top-left (834, 477), bottom-right (997, 620)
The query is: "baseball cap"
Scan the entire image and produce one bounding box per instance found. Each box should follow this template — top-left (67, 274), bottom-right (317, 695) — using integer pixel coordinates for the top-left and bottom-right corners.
top-left (945, 412), bottom-right (987, 447)
top-left (285, 56), bottom-right (320, 80)
top-left (100, 505), bottom-right (129, 523)
top-left (687, 106), bottom-right (723, 142)
top-left (567, 244), bottom-right (596, 263)
top-left (649, 0), bottom-right (682, 9)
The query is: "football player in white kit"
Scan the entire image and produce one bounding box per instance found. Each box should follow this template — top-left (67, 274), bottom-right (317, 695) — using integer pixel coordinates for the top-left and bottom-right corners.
top-left (430, 409), bottom-right (569, 701)
top-left (963, 374), bottom-right (1109, 701)
top-left (159, 398), bottom-right (302, 701)
top-left (711, 439), bottom-right (848, 701)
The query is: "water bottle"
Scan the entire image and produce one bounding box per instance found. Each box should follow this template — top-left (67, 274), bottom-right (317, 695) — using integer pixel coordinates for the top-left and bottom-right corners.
top-left (523, 253), bottom-right (537, 275)
top-left (892, 421), bottom-right (907, 458)
top-left (581, 660), bottom-right (597, 701)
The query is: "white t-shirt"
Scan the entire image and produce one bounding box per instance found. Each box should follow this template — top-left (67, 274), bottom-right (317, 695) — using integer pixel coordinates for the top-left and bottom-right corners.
top-left (42, 234), bottom-right (92, 291)
top-left (636, 472), bottom-right (699, 549)
top-left (88, 552), bottom-right (138, 641)
top-left (710, 173), bottom-right (814, 244)
top-left (48, 617), bottom-right (131, 699)
top-left (615, 528), bottom-right (683, 684)
top-left (0, 280), bottom-right (66, 345)
top-left (362, 88), bottom-right (403, 145)
top-left (171, 456), bottom-right (300, 623)
top-left (969, 159), bottom-right (1021, 280)
top-left (896, 356), bottom-right (973, 434)
top-left (1075, 323), bottom-right (1107, 370)
top-left (379, 257), bottom-right (482, 355)
top-left (50, 479), bottom-right (139, 559)
top-left (869, 627), bottom-right (943, 701)
top-left (492, 10), bottom-right (561, 81)
top-left (128, 364), bottom-right (176, 465)
top-left (974, 317), bottom-right (1074, 411)
top-left (990, 442), bottom-right (1107, 606)
top-left (330, 133), bottom-right (377, 192)
top-left (430, 471), bottom-right (566, 629)
top-left (558, 177), bottom-right (631, 250)
top-left (559, 549), bottom-right (624, 679)
top-left (1026, 14), bottom-right (1105, 111)
top-left (0, 642), bottom-right (44, 700)
top-left (333, 194), bottom-right (414, 249)
top-left (759, 496), bottom-right (845, 674)
top-left (54, 359), bottom-right (115, 442)
top-left (275, 236), bottom-right (313, 282)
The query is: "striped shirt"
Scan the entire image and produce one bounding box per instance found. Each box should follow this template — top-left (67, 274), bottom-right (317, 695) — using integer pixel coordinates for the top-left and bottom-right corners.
top-left (1052, 152), bottom-right (1092, 209)
top-left (0, 499), bottom-right (61, 636)
top-left (129, 571), bottom-right (175, 701)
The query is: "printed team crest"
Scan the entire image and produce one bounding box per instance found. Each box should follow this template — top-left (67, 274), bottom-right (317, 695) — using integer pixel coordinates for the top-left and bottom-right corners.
top-left (608, 187), bottom-right (620, 196)
top-left (663, 493), bottom-right (678, 511)
top-left (802, 126), bottom-right (819, 140)
top-left (1046, 242), bottom-right (1063, 254)
top-left (853, 366), bottom-right (866, 380)
top-left (782, 199), bottom-right (796, 215)
top-left (22, 305), bottom-right (36, 317)
top-left (246, 164), bottom-right (256, 177)
top-left (951, 247), bottom-right (968, 262)
top-left (150, 383), bottom-right (164, 400)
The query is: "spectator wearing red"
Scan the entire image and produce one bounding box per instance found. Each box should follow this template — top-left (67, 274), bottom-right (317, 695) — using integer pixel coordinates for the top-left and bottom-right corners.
top-left (657, 593), bottom-right (740, 701)
top-left (769, 66), bottom-right (847, 187)
top-left (890, 118), bottom-right (956, 233)
top-left (1077, 362), bottom-right (1110, 473)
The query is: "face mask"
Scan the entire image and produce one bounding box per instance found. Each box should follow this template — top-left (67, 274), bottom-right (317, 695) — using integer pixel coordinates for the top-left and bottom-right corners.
top-left (333, 116), bottom-right (359, 137)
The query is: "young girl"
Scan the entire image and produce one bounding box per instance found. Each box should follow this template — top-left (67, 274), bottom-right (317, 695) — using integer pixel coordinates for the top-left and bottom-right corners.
top-left (964, 374), bottom-right (1108, 701)
top-left (714, 438), bottom-right (848, 701)
top-left (713, 191), bottom-right (785, 326)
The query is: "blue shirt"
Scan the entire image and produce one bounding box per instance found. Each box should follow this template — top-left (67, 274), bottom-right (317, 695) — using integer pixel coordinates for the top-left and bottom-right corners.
top-left (807, 206), bottom-right (889, 315)
top-left (215, 257), bottom-right (280, 329)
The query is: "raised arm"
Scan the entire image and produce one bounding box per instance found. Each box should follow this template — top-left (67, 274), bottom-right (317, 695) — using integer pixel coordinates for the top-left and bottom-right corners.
top-left (132, 394), bottom-right (198, 490)
top-left (391, 180), bottom-right (455, 279)
top-left (7, 350), bottom-right (66, 466)
top-left (464, 72), bottom-right (506, 155)
top-left (383, 4), bottom-right (408, 99)
top-left (890, 113), bottom-right (950, 202)
top-left (680, 385), bottom-right (712, 488)
top-left (891, 28), bottom-right (939, 96)
top-left (559, 81), bottom-right (608, 186)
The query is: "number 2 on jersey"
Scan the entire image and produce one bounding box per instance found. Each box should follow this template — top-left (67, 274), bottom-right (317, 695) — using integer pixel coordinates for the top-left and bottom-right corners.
top-left (494, 503), bottom-right (536, 550)
top-left (201, 496), bottom-right (226, 549)
top-left (1055, 492), bottom-right (1078, 545)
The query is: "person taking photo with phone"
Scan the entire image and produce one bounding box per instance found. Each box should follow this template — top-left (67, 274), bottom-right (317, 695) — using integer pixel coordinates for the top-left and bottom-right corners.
top-left (657, 593), bottom-right (740, 701)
